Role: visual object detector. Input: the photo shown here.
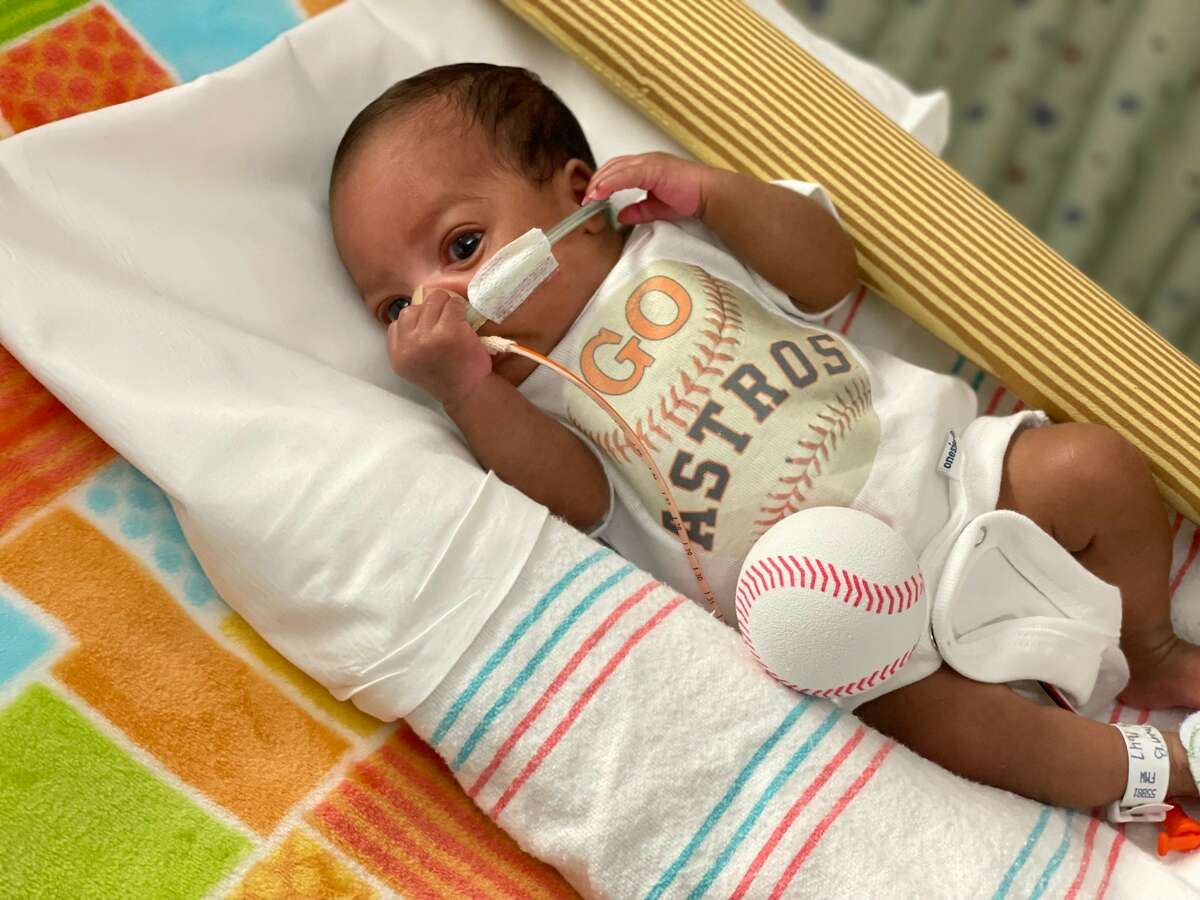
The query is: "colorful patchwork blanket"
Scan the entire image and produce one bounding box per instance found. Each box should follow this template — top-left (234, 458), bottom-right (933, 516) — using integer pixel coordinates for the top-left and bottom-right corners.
top-left (0, 2), bottom-right (574, 897)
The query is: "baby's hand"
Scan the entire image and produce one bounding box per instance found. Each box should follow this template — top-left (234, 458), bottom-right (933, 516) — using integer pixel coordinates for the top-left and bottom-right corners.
top-left (583, 152), bottom-right (715, 226)
top-left (387, 290), bottom-right (492, 409)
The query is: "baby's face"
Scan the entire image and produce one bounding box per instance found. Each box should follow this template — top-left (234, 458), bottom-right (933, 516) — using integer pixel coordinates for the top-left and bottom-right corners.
top-left (331, 102), bottom-right (616, 351)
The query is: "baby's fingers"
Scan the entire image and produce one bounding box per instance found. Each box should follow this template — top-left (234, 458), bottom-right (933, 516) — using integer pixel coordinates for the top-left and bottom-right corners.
top-left (617, 195), bottom-right (683, 225)
top-left (387, 319), bottom-right (408, 368)
top-left (429, 291), bottom-right (470, 327)
top-left (584, 155), bottom-right (654, 201)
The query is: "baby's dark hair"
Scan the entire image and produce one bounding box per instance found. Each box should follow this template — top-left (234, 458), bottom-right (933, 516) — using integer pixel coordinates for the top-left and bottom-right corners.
top-left (330, 63), bottom-right (595, 189)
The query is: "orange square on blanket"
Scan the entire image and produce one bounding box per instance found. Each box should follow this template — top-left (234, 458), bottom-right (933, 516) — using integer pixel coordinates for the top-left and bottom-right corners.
top-left (0, 3), bottom-right (174, 134)
top-left (0, 349), bottom-right (114, 535)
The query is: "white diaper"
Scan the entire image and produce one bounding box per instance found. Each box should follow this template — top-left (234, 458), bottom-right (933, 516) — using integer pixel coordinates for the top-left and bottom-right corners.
top-left (913, 412), bottom-right (1129, 714)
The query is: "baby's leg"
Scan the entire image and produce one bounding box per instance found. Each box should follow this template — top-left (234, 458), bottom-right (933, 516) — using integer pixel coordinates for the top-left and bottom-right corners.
top-left (996, 421), bottom-right (1200, 709)
top-left (857, 665), bottom-right (1196, 809)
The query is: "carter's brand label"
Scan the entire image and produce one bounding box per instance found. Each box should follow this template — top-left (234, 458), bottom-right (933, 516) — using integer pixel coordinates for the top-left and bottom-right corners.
top-left (937, 430), bottom-right (961, 480)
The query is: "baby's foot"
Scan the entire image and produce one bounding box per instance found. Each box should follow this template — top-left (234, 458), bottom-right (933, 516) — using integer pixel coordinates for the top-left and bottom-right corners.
top-left (1119, 637), bottom-right (1200, 709)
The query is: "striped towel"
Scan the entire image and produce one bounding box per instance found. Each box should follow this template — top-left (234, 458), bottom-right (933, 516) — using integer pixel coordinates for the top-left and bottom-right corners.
top-left (408, 513), bottom-right (1200, 898)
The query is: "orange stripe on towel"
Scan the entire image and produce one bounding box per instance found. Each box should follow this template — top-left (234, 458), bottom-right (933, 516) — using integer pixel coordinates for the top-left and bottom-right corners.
top-left (1095, 830), bottom-right (1125, 900)
top-left (490, 594), bottom-right (687, 819)
top-left (731, 726), bottom-right (866, 900)
top-left (0, 508), bottom-right (347, 834)
top-left (1063, 817), bottom-right (1102, 900)
top-left (768, 741), bottom-right (894, 898)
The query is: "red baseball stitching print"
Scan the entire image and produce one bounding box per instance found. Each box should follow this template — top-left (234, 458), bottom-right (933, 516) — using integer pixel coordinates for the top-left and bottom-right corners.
top-left (753, 378), bottom-right (873, 536)
top-left (736, 554), bottom-right (924, 696)
top-left (576, 267), bottom-right (743, 462)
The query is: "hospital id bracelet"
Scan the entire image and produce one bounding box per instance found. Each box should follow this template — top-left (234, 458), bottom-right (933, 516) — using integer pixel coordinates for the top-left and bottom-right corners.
top-left (1108, 723), bottom-right (1172, 823)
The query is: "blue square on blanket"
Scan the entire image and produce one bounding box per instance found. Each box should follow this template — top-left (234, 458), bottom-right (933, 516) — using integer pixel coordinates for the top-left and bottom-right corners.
top-left (108, 0), bottom-right (302, 83)
top-left (0, 594), bottom-right (54, 687)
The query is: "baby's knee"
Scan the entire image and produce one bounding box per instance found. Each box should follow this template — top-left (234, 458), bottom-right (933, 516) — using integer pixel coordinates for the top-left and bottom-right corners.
top-left (1002, 422), bottom-right (1150, 530)
top-left (1042, 422), bottom-right (1149, 499)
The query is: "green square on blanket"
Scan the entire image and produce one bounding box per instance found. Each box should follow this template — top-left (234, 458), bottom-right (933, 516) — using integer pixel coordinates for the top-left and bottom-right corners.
top-left (0, 683), bottom-right (250, 899)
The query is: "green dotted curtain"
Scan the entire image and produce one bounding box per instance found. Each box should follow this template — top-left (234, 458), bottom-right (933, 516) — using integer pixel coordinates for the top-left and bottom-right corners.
top-left (783, 0), bottom-right (1200, 360)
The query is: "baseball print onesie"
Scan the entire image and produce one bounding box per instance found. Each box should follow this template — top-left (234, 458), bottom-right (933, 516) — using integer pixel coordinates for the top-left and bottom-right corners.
top-left (518, 181), bottom-right (1064, 706)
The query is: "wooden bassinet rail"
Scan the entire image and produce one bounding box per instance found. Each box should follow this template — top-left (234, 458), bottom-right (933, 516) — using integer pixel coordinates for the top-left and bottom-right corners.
top-left (502, 0), bottom-right (1200, 522)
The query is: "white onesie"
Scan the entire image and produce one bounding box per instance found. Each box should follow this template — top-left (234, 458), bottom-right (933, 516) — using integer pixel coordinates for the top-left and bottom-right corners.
top-left (518, 182), bottom-right (1126, 710)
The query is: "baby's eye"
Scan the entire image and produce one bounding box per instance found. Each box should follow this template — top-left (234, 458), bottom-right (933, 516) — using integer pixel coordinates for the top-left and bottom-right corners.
top-left (449, 231), bottom-right (482, 262)
top-left (384, 297), bottom-right (410, 322)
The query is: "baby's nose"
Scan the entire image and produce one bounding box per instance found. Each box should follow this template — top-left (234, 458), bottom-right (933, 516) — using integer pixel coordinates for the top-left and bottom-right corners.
top-left (417, 274), bottom-right (471, 302)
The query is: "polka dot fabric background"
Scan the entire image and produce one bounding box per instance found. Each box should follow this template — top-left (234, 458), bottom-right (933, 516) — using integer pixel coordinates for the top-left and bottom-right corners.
top-left (785, 0), bottom-right (1200, 361)
top-left (0, 5), bottom-right (171, 132)
top-left (0, 3), bottom-right (577, 898)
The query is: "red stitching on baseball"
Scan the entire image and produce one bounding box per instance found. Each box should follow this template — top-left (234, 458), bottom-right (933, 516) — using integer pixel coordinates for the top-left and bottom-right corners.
top-left (779, 555), bottom-right (797, 587)
top-left (813, 559), bottom-right (828, 593)
top-left (748, 564), bottom-right (767, 596)
top-left (752, 378), bottom-right (873, 536)
top-left (787, 638), bottom-right (918, 700)
top-left (736, 555), bottom-right (925, 619)
top-left (753, 561), bottom-right (772, 595)
top-left (575, 267), bottom-right (743, 463)
top-left (764, 560), bottom-right (779, 591)
top-left (767, 556), bottom-right (787, 590)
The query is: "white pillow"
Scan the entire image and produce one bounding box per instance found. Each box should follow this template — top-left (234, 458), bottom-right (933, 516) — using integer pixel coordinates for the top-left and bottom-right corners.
top-left (0, 0), bottom-right (947, 718)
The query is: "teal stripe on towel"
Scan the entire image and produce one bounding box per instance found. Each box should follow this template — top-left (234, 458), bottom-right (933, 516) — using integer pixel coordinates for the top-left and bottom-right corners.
top-left (646, 698), bottom-right (815, 900)
top-left (994, 806), bottom-right (1052, 900)
top-left (431, 549), bottom-right (609, 747)
top-left (1030, 810), bottom-right (1074, 900)
top-left (688, 706), bottom-right (842, 899)
top-left (451, 563), bottom-right (635, 770)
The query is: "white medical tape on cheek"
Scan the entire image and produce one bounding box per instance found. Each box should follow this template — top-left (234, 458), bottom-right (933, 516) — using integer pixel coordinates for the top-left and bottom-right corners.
top-left (1108, 723), bottom-right (1172, 823)
top-left (465, 199), bottom-right (611, 326)
top-left (468, 228), bottom-right (557, 324)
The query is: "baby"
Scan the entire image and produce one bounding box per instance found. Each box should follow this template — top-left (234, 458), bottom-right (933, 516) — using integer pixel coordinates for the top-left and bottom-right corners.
top-left (329, 64), bottom-right (1200, 816)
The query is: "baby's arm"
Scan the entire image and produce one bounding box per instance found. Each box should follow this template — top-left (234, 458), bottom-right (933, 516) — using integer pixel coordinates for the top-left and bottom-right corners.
top-left (701, 170), bottom-right (858, 314)
top-left (584, 153), bottom-right (858, 315)
top-left (388, 291), bottom-right (609, 531)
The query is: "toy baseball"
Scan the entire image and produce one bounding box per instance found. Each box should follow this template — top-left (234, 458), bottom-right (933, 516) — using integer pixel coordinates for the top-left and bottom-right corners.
top-left (734, 506), bottom-right (927, 699)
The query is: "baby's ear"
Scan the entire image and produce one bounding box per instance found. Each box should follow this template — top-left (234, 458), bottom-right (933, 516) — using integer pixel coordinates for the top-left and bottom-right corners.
top-left (562, 158), bottom-right (594, 204)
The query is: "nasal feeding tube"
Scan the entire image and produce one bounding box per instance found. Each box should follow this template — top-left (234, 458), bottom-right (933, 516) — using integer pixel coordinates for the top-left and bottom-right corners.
top-left (410, 200), bottom-right (723, 620)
